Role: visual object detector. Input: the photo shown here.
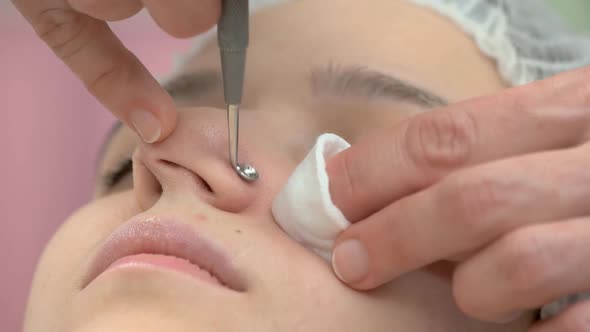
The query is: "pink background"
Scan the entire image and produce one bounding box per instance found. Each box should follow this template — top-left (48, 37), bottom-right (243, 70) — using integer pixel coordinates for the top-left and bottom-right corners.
top-left (1, 5), bottom-right (191, 331)
top-left (2, 2), bottom-right (588, 331)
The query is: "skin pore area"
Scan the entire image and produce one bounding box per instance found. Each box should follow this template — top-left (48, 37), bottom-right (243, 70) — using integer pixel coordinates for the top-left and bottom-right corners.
top-left (24, 0), bottom-right (535, 331)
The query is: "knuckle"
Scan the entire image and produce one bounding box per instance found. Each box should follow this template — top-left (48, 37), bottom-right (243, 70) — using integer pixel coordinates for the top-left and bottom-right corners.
top-left (85, 57), bottom-right (126, 98)
top-left (324, 147), bottom-right (369, 221)
top-left (34, 8), bottom-right (91, 59)
top-left (382, 201), bottom-right (417, 266)
top-left (441, 173), bottom-right (508, 236)
top-left (336, 148), bottom-right (361, 203)
top-left (405, 110), bottom-right (477, 170)
top-left (496, 229), bottom-right (562, 297)
top-left (32, 7), bottom-right (132, 99)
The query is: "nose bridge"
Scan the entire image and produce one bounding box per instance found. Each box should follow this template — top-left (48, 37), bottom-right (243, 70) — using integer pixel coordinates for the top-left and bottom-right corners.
top-left (170, 108), bottom-right (228, 154)
top-left (135, 108), bottom-right (256, 213)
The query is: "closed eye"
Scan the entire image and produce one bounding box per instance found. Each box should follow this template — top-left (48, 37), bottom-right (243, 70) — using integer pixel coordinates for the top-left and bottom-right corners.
top-left (102, 157), bottom-right (133, 190)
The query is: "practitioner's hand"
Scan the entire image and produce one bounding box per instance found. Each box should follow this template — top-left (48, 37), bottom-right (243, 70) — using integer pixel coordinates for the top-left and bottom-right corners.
top-left (11, 0), bottom-right (221, 143)
top-left (327, 65), bottom-right (590, 329)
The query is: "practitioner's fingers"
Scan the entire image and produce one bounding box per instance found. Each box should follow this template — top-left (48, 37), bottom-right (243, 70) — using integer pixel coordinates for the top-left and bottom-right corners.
top-left (12, 0), bottom-right (177, 143)
top-left (68, 0), bottom-right (142, 21)
top-left (453, 217), bottom-right (590, 323)
top-left (332, 143), bottom-right (590, 289)
top-left (327, 66), bottom-right (590, 222)
top-left (142, 0), bottom-right (221, 38)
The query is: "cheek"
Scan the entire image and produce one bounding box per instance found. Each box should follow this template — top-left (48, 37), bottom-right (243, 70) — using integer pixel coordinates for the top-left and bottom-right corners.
top-left (241, 158), bottom-right (293, 219)
top-left (248, 235), bottom-right (405, 330)
top-left (26, 193), bottom-right (140, 329)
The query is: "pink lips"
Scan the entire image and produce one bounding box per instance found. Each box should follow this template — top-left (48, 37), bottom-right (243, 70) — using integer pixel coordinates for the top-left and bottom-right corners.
top-left (83, 217), bottom-right (246, 292)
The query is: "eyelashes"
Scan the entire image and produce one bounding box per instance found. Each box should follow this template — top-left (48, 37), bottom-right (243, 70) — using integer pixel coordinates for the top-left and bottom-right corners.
top-left (102, 157), bottom-right (133, 190)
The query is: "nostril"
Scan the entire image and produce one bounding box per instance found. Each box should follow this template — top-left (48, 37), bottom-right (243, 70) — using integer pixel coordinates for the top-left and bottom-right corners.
top-left (133, 156), bottom-right (163, 211)
top-left (157, 159), bottom-right (214, 193)
top-left (156, 181), bottom-right (163, 195)
top-left (203, 179), bottom-right (213, 193)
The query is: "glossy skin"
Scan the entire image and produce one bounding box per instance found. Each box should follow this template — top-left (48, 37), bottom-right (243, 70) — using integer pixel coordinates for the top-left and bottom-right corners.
top-left (24, 1), bottom-right (535, 331)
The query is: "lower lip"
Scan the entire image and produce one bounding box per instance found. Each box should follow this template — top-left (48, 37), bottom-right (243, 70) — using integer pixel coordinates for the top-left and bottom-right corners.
top-left (105, 253), bottom-right (224, 287)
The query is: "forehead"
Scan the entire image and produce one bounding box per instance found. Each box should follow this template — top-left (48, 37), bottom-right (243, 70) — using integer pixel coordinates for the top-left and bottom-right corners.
top-left (180, 0), bottom-right (507, 103)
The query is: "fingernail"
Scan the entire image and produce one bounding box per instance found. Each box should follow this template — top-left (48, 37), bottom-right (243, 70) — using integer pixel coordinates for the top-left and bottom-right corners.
top-left (332, 239), bottom-right (369, 283)
top-left (130, 109), bottom-right (161, 143)
top-left (495, 311), bottom-right (523, 323)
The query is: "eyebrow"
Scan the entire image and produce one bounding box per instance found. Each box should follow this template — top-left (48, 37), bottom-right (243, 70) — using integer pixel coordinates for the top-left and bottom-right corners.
top-left (162, 70), bottom-right (221, 101)
top-left (310, 64), bottom-right (447, 107)
top-left (162, 64), bottom-right (447, 108)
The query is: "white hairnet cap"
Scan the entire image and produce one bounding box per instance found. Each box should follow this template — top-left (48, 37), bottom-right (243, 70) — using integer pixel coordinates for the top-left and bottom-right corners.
top-left (411, 0), bottom-right (590, 85)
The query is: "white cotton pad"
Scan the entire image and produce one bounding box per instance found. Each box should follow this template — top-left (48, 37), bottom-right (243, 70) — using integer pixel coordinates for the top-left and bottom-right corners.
top-left (271, 133), bottom-right (352, 261)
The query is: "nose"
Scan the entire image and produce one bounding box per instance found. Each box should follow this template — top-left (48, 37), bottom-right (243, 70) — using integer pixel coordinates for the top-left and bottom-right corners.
top-left (132, 108), bottom-right (257, 213)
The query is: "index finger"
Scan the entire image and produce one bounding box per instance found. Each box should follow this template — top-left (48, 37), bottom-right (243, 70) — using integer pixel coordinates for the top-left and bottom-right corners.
top-left (11, 0), bottom-right (177, 143)
top-left (327, 66), bottom-right (590, 222)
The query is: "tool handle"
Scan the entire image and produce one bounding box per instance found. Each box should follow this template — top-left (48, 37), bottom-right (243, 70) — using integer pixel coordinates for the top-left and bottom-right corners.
top-left (218, 0), bottom-right (249, 50)
top-left (218, 0), bottom-right (249, 104)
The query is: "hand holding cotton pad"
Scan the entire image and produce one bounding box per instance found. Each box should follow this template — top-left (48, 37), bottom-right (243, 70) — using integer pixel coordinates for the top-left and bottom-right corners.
top-left (271, 133), bottom-right (351, 261)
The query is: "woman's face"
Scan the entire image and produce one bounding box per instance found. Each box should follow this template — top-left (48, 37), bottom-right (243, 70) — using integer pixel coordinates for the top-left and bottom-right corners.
top-left (25, 0), bottom-right (534, 331)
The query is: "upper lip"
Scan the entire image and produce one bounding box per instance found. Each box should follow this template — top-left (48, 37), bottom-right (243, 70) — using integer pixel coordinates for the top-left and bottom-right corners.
top-left (82, 216), bottom-right (246, 292)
